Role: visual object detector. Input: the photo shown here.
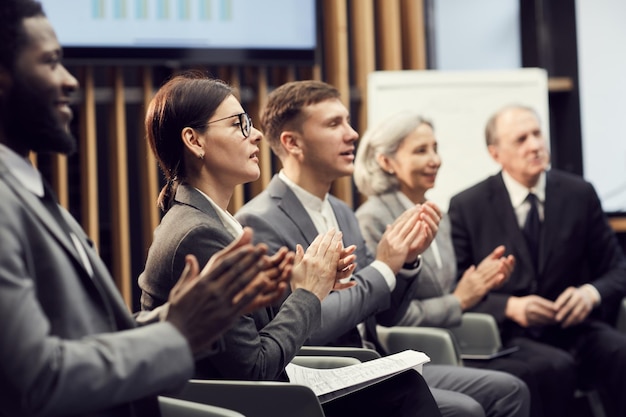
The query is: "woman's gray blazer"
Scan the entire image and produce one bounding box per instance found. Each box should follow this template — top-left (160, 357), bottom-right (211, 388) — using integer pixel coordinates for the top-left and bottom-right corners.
top-left (356, 192), bottom-right (463, 327)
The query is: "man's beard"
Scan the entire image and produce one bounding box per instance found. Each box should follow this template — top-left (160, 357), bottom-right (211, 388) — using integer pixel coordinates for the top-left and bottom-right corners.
top-left (2, 76), bottom-right (76, 155)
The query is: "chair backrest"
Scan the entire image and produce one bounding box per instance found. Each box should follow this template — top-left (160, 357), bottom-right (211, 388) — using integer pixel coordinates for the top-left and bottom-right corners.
top-left (450, 312), bottom-right (502, 355)
top-left (159, 396), bottom-right (246, 417)
top-left (297, 346), bottom-right (382, 362)
top-left (172, 380), bottom-right (325, 417)
top-left (291, 355), bottom-right (361, 369)
top-left (376, 325), bottom-right (462, 366)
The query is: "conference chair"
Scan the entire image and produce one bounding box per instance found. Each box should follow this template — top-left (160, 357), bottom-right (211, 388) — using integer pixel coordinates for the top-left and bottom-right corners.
top-left (449, 312), bottom-right (512, 361)
top-left (291, 355), bottom-right (362, 369)
top-left (377, 325), bottom-right (462, 366)
top-left (297, 346), bottom-right (381, 362)
top-left (159, 396), bottom-right (245, 417)
top-left (169, 355), bottom-right (360, 417)
top-left (171, 380), bottom-right (325, 417)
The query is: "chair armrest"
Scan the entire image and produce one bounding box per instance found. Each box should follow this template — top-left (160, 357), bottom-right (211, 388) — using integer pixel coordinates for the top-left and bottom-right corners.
top-left (297, 346), bottom-right (381, 362)
top-left (617, 297), bottom-right (626, 334)
top-left (171, 379), bottom-right (325, 417)
top-left (376, 325), bottom-right (462, 366)
top-left (159, 396), bottom-right (246, 417)
top-left (291, 355), bottom-right (361, 369)
top-left (449, 312), bottom-right (502, 356)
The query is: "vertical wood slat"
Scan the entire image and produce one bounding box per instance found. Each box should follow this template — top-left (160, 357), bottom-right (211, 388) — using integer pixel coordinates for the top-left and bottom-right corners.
top-left (29, 153), bottom-right (37, 166)
top-left (350, 0), bottom-right (377, 135)
top-left (138, 67), bottom-right (160, 256)
top-left (79, 66), bottom-right (100, 247)
top-left (109, 67), bottom-right (132, 308)
top-left (312, 64), bottom-right (322, 81)
top-left (323, 0), bottom-right (353, 207)
top-left (285, 66), bottom-right (296, 83)
top-left (377, 0), bottom-right (403, 70)
top-left (350, 0), bottom-right (377, 207)
top-left (50, 155), bottom-right (68, 208)
top-left (401, 0), bottom-right (427, 69)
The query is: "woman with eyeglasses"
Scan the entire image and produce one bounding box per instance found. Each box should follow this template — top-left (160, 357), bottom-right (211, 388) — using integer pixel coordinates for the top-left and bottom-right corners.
top-left (138, 72), bottom-right (354, 384)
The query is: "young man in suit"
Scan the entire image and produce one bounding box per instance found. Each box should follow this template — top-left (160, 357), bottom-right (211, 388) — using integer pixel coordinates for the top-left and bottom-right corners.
top-left (448, 104), bottom-right (626, 417)
top-left (0, 1), bottom-right (288, 416)
top-left (236, 80), bottom-right (530, 417)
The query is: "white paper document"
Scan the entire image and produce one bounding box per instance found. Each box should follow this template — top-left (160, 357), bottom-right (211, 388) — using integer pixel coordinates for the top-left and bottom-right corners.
top-left (285, 350), bottom-right (430, 403)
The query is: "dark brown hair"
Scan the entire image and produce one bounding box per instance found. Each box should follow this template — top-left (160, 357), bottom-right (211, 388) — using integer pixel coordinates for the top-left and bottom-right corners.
top-left (261, 80), bottom-right (340, 158)
top-left (145, 71), bottom-right (232, 211)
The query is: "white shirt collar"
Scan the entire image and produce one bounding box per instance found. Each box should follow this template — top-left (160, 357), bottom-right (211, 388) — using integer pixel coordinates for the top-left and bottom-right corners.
top-left (501, 170), bottom-right (546, 209)
top-left (0, 143), bottom-right (44, 197)
top-left (193, 187), bottom-right (243, 238)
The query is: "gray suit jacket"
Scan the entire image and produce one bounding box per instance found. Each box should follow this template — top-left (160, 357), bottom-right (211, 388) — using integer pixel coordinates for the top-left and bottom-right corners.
top-left (356, 192), bottom-right (463, 328)
top-left (235, 175), bottom-right (418, 347)
top-left (0, 159), bottom-right (193, 417)
top-left (139, 184), bottom-right (321, 381)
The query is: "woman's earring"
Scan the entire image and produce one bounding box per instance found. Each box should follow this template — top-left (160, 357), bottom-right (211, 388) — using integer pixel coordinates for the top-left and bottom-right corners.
top-left (388, 170), bottom-right (395, 175)
top-left (198, 152), bottom-right (204, 160)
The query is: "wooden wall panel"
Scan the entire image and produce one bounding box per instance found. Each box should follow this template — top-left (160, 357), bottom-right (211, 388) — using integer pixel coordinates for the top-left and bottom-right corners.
top-left (323, 0), bottom-right (353, 207)
top-left (138, 67), bottom-right (160, 258)
top-left (78, 66), bottom-right (100, 247)
top-left (401, 0), bottom-right (427, 70)
top-left (350, 0), bottom-right (376, 135)
top-left (61, 2), bottom-right (430, 301)
top-left (50, 155), bottom-right (68, 208)
top-left (376, 0), bottom-right (403, 70)
top-left (108, 67), bottom-right (132, 308)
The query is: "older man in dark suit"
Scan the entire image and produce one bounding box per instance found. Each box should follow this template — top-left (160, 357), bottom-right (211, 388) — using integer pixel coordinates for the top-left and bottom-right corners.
top-left (448, 104), bottom-right (626, 417)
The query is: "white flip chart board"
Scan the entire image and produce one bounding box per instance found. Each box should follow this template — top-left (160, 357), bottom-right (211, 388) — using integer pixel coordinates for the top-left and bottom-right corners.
top-left (366, 68), bottom-right (549, 211)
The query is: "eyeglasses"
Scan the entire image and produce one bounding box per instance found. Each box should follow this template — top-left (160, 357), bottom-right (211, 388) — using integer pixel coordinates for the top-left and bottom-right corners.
top-left (206, 112), bottom-right (253, 138)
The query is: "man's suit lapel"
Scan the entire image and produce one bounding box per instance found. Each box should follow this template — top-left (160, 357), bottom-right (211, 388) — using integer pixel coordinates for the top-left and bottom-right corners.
top-left (268, 177), bottom-right (319, 245)
top-left (0, 163), bottom-right (135, 328)
top-left (0, 166), bottom-right (85, 269)
top-left (488, 174), bottom-right (536, 274)
top-left (80, 239), bottom-right (137, 329)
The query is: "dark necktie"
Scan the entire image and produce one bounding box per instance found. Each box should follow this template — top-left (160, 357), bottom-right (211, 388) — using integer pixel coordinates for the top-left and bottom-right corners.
top-left (522, 193), bottom-right (541, 273)
top-left (40, 180), bottom-right (73, 239)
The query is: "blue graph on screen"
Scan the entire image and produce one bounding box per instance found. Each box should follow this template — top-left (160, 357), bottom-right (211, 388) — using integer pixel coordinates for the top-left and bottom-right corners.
top-left (41, 0), bottom-right (316, 52)
top-left (90, 0), bottom-right (233, 21)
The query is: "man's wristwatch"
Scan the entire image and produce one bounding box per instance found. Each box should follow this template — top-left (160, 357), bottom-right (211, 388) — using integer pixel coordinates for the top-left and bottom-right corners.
top-left (402, 256), bottom-right (421, 270)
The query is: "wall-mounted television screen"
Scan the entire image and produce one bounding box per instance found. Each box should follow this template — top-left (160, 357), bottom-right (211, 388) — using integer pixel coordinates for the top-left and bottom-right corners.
top-left (40, 0), bottom-right (318, 65)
